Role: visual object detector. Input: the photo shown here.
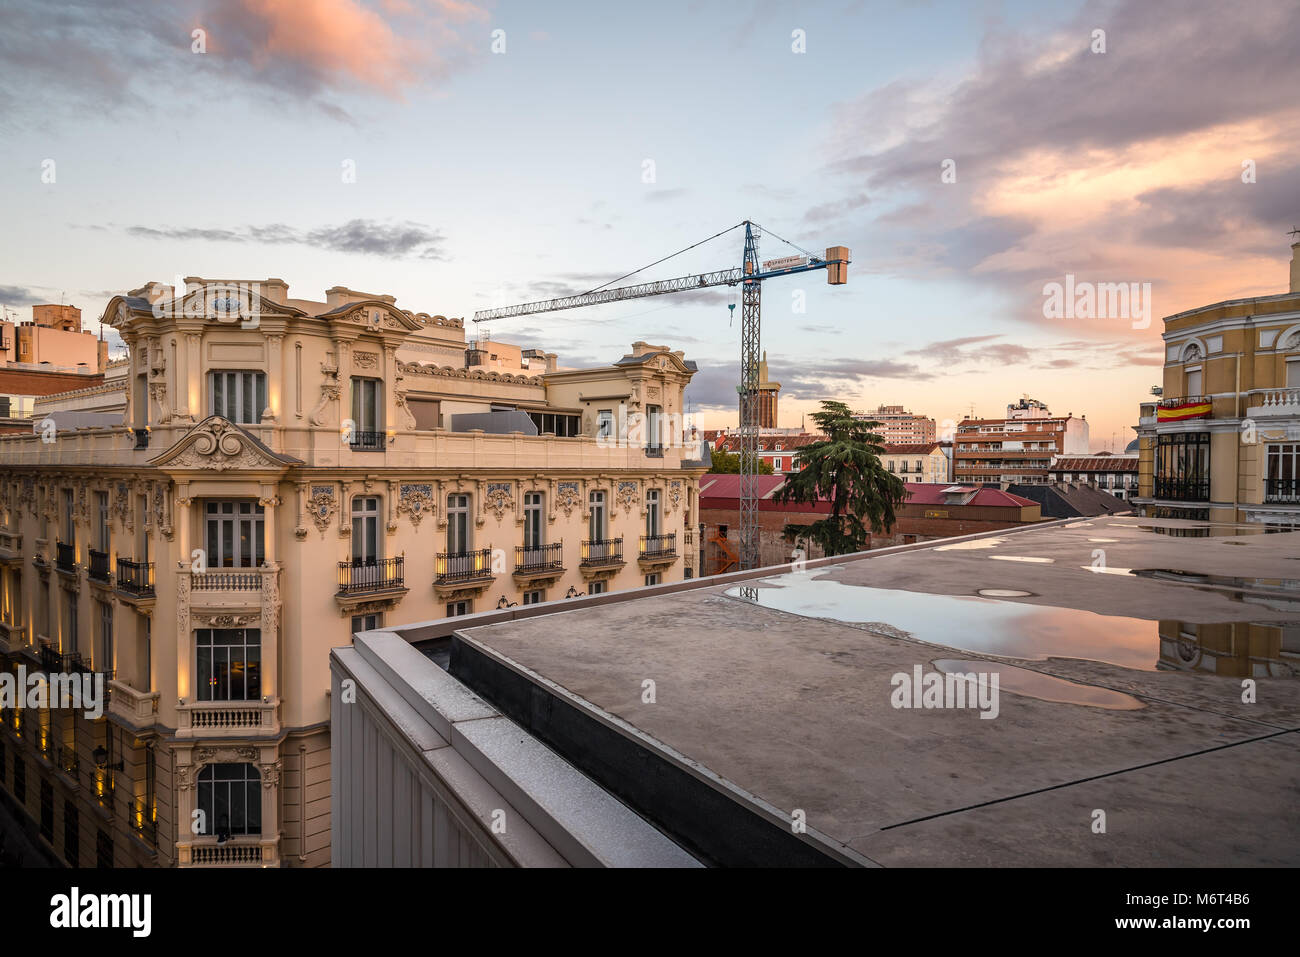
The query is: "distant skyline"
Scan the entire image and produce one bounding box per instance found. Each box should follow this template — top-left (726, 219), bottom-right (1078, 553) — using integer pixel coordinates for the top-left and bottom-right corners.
top-left (3, 0), bottom-right (1298, 447)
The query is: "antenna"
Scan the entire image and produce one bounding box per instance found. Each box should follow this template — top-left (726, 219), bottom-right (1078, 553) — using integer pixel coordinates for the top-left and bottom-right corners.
top-left (1289, 226), bottom-right (1300, 240)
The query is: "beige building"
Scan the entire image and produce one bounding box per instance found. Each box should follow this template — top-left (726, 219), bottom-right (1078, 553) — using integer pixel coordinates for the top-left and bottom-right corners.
top-left (954, 399), bottom-right (1090, 485)
top-left (1133, 242), bottom-right (1300, 526)
top-left (879, 442), bottom-right (950, 484)
top-left (855, 405), bottom-right (936, 444)
top-left (0, 277), bottom-right (704, 868)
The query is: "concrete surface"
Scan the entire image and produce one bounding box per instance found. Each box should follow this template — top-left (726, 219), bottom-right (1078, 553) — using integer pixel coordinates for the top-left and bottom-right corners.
top-left (453, 518), bottom-right (1300, 866)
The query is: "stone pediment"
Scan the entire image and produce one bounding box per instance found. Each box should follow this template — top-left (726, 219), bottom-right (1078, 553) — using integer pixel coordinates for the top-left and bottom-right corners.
top-left (150, 416), bottom-right (302, 473)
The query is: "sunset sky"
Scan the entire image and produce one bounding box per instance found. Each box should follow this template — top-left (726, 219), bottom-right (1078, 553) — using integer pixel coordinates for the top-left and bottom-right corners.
top-left (2, 0), bottom-right (1298, 449)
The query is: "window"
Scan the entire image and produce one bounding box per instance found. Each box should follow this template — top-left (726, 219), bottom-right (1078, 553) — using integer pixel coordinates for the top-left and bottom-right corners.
top-left (210, 371), bottom-right (266, 424)
top-left (523, 589), bottom-right (544, 605)
top-left (40, 779), bottom-right (53, 842)
top-left (887, 461), bottom-right (896, 472)
top-left (197, 763), bottom-right (261, 838)
top-left (588, 491), bottom-right (606, 541)
top-left (915, 460), bottom-right (923, 473)
top-left (523, 492), bottom-right (544, 550)
top-left (196, 628), bottom-right (261, 702)
top-left (95, 491), bottom-right (109, 551)
top-left (646, 489), bottom-right (661, 538)
top-left (351, 613), bottom-right (381, 634)
top-left (96, 829), bottom-right (113, 868)
top-left (350, 377), bottom-right (383, 443)
top-left (62, 488), bottom-right (75, 545)
top-left (446, 494), bottom-right (470, 555)
top-left (446, 600), bottom-right (470, 617)
top-left (899, 461), bottom-right (909, 473)
top-left (773, 457), bottom-right (783, 471)
top-left (526, 411), bottom-right (580, 437)
top-left (644, 574), bottom-right (660, 587)
top-left (351, 497), bottom-right (381, 564)
top-left (646, 405), bottom-right (662, 453)
top-left (64, 801), bottom-right (78, 867)
top-left (1156, 433), bottom-right (1210, 501)
top-left (205, 501), bottom-right (265, 568)
top-left (97, 601), bottom-right (112, 674)
top-left (66, 593), bottom-right (78, 655)
top-left (588, 581), bottom-right (605, 596)
top-left (597, 409), bottom-right (614, 441)
top-left (13, 756), bottom-right (24, 805)
top-left (1266, 444), bottom-right (1299, 502)
top-left (1184, 367), bottom-right (1203, 397)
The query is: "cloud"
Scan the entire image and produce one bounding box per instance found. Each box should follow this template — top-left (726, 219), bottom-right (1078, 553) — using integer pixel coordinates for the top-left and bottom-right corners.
top-left (121, 218), bottom-right (447, 259)
top-left (823, 0), bottom-right (1300, 326)
top-left (0, 0), bottom-right (488, 124)
top-left (0, 285), bottom-right (46, 308)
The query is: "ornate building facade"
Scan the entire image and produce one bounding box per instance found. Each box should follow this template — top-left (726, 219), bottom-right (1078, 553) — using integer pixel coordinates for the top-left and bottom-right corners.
top-left (0, 277), bottom-right (704, 867)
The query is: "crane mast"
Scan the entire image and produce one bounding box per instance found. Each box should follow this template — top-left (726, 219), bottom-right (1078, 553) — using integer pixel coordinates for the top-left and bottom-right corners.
top-left (473, 220), bottom-right (849, 572)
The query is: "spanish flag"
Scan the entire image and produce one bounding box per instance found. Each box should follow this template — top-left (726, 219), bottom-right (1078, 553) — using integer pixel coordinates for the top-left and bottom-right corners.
top-left (1157, 399), bottom-right (1211, 421)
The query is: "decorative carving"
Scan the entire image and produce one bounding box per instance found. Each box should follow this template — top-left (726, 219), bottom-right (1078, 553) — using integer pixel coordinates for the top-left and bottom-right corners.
top-left (162, 417), bottom-right (283, 472)
top-left (394, 390), bottom-right (417, 430)
top-left (556, 482), bottom-right (581, 517)
top-left (617, 481), bottom-right (640, 515)
top-left (194, 613), bottom-right (259, 628)
top-left (398, 483), bottom-right (434, 527)
top-left (307, 485), bottom-right (336, 536)
top-left (258, 496), bottom-right (282, 508)
top-left (193, 745), bottom-right (258, 764)
top-left (310, 356), bottom-right (341, 426)
top-left (668, 480), bottom-right (683, 512)
top-left (112, 481), bottom-right (133, 530)
top-left (262, 564), bottom-right (281, 639)
top-left (353, 351), bottom-right (379, 370)
top-left (484, 482), bottom-right (513, 522)
top-left (260, 760), bottom-right (283, 789)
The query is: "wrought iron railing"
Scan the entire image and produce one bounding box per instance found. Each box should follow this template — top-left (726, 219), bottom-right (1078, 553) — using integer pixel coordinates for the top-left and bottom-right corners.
top-left (133, 428), bottom-right (150, 449)
top-left (55, 540), bottom-right (75, 573)
top-left (116, 558), bottom-right (155, 597)
top-left (1154, 477), bottom-right (1210, 501)
top-left (515, 542), bottom-right (562, 574)
top-left (88, 548), bottom-right (111, 582)
top-left (639, 533), bottom-right (677, 559)
top-left (580, 537), bottom-right (623, 566)
top-left (349, 430), bottom-right (385, 451)
top-left (337, 556), bottom-right (404, 593)
top-left (434, 548), bottom-right (493, 583)
top-left (1265, 478), bottom-right (1300, 503)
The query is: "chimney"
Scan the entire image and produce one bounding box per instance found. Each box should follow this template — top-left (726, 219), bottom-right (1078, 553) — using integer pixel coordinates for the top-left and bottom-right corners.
top-left (1291, 240), bottom-right (1300, 294)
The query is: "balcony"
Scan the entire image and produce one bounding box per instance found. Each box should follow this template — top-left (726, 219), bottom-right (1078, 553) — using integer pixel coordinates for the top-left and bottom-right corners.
top-left (338, 557), bottom-right (404, 594)
top-left (580, 537), bottom-right (624, 569)
top-left (349, 430), bottom-right (385, 451)
top-left (177, 698), bottom-right (280, 739)
top-left (132, 428), bottom-right (150, 450)
top-left (131, 797), bottom-right (158, 846)
top-left (639, 533), bottom-right (678, 568)
top-left (107, 680), bottom-right (160, 730)
top-left (514, 543), bottom-right (564, 584)
top-left (0, 529), bottom-right (21, 564)
top-left (1246, 388), bottom-right (1300, 419)
top-left (55, 540), bottom-right (76, 574)
top-left (55, 745), bottom-right (79, 783)
top-left (433, 548), bottom-right (494, 597)
top-left (88, 548), bottom-right (111, 583)
top-left (1154, 477), bottom-right (1210, 502)
top-left (1265, 478), bottom-right (1300, 504)
top-left (0, 621), bottom-right (27, 654)
top-left (335, 557), bottom-right (408, 615)
top-left (191, 571), bottom-right (261, 591)
top-left (116, 559), bottom-right (155, 601)
top-left (181, 836), bottom-right (279, 867)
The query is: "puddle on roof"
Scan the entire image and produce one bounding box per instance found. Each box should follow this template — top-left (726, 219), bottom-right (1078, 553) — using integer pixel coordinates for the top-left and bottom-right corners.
top-left (1133, 523), bottom-right (1271, 538)
top-left (934, 538), bottom-right (1004, 551)
top-left (726, 571), bottom-right (1300, 676)
top-left (932, 659), bottom-right (1145, 710)
top-left (1131, 569), bottom-right (1300, 592)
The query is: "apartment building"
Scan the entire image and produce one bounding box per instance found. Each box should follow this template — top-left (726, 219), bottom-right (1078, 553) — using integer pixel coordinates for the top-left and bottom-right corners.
top-left (954, 399), bottom-right (1090, 484)
top-left (712, 430), bottom-right (821, 474)
top-left (0, 277), bottom-right (704, 868)
top-left (1047, 453), bottom-right (1139, 500)
top-left (1132, 241), bottom-right (1300, 526)
top-left (854, 405), bottom-right (936, 444)
top-left (879, 442), bottom-right (950, 483)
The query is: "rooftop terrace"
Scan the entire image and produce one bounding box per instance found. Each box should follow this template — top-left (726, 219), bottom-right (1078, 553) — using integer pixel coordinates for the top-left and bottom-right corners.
top-left (362, 516), bottom-right (1299, 866)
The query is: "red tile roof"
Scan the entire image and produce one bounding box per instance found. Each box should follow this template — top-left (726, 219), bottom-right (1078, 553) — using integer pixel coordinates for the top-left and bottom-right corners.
top-left (881, 442), bottom-right (942, 455)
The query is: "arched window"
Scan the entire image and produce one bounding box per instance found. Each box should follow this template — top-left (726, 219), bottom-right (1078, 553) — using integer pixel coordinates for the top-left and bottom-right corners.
top-left (197, 763), bottom-right (261, 838)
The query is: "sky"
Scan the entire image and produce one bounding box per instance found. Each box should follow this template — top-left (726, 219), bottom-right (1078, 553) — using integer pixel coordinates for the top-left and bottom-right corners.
top-left (2, 0), bottom-right (1298, 451)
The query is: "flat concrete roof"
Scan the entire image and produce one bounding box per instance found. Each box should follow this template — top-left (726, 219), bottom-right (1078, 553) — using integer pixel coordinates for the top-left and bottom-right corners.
top-left (443, 517), bottom-right (1300, 866)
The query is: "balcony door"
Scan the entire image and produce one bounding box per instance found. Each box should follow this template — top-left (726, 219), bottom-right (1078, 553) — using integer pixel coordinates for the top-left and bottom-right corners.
top-left (204, 502), bottom-right (265, 569)
top-left (196, 627), bottom-right (261, 701)
top-left (351, 497), bottom-right (381, 565)
top-left (589, 491), bottom-right (606, 541)
top-left (446, 494), bottom-right (470, 556)
top-left (645, 489), bottom-right (661, 538)
top-left (523, 493), bottom-right (544, 550)
top-left (351, 378), bottom-right (382, 436)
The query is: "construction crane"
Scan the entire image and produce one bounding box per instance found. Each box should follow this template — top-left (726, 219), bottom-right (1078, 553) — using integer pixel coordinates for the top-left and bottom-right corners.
top-left (473, 220), bottom-right (850, 570)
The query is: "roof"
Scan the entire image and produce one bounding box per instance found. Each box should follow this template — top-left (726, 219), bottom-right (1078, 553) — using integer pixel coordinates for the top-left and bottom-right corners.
top-left (414, 517), bottom-right (1300, 866)
top-left (903, 483), bottom-right (1038, 508)
top-left (698, 478), bottom-right (1036, 511)
top-left (1052, 456), bottom-right (1138, 473)
top-left (697, 474), bottom-right (787, 501)
top-left (1005, 483), bottom-right (1129, 518)
top-left (881, 442), bottom-right (942, 455)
